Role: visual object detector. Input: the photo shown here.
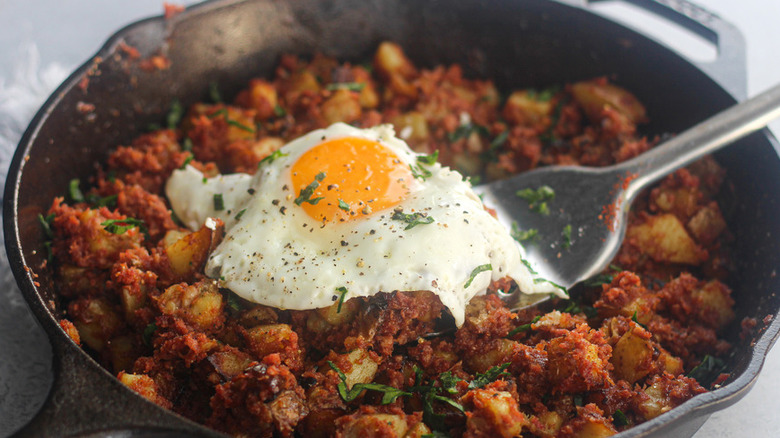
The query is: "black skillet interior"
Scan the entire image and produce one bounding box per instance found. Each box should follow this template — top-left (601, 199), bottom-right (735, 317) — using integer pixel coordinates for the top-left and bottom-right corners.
top-left (5, 0), bottom-right (780, 436)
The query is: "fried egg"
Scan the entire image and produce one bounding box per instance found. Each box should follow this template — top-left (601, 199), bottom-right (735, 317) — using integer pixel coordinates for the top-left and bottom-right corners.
top-left (166, 123), bottom-right (561, 326)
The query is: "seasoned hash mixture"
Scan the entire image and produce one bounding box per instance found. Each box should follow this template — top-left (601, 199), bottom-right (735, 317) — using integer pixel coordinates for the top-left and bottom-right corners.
top-left (47, 42), bottom-right (737, 437)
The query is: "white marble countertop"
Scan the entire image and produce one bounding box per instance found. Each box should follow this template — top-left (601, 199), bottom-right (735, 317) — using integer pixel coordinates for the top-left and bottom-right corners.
top-left (0, 0), bottom-right (778, 436)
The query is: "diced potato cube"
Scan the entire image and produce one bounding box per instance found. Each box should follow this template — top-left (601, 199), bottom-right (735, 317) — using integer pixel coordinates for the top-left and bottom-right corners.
top-left (626, 213), bottom-right (706, 265)
top-left (503, 90), bottom-right (553, 128)
top-left (342, 414), bottom-right (407, 438)
top-left (343, 348), bottom-right (379, 389)
top-left (321, 89), bottom-right (362, 125)
top-left (570, 79), bottom-right (647, 124)
top-left (611, 327), bottom-right (653, 384)
top-left (687, 204), bottom-right (727, 245)
top-left (164, 222), bottom-right (223, 280)
top-left (156, 280), bottom-right (224, 331)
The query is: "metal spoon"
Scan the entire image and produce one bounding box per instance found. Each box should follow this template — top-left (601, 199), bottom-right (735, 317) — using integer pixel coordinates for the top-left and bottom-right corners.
top-left (474, 83), bottom-right (780, 310)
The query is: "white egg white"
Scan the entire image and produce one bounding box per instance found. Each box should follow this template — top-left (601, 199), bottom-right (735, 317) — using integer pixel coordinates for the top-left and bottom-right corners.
top-left (166, 123), bottom-right (562, 326)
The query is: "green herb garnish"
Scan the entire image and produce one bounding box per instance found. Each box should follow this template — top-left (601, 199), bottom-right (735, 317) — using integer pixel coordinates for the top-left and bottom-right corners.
top-left (101, 218), bottom-right (146, 235)
top-left (448, 122), bottom-right (489, 142)
top-left (327, 361), bottom-right (410, 404)
top-left (613, 409), bottom-right (629, 427)
top-left (38, 213), bottom-right (55, 239)
top-left (417, 150), bottom-right (439, 166)
top-left (258, 149), bottom-right (289, 167)
top-left (511, 222), bottom-right (539, 243)
top-left (182, 137), bottom-right (193, 152)
top-left (167, 99), bottom-right (184, 129)
top-left (294, 172), bottom-right (326, 206)
top-left (338, 199), bottom-right (350, 212)
top-left (469, 362), bottom-right (511, 389)
top-left (410, 163), bottom-right (433, 180)
top-left (142, 323), bottom-right (157, 347)
top-left (87, 194), bottom-right (117, 208)
top-left (180, 154), bottom-right (194, 169)
top-left (235, 209), bottom-right (247, 220)
top-left (336, 286), bottom-right (348, 313)
top-left (391, 209), bottom-right (435, 230)
top-left (562, 224), bottom-right (572, 249)
top-left (464, 264), bottom-right (492, 288)
top-left (517, 185), bottom-right (555, 215)
top-left (687, 355), bottom-right (726, 387)
top-left (209, 82), bottom-right (222, 103)
top-left (213, 193), bottom-right (225, 211)
top-left (506, 315), bottom-right (542, 338)
top-left (273, 104), bottom-right (287, 117)
top-left (226, 292), bottom-right (242, 311)
top-left (325, 82), bottom-right (366, 92)
top-left (68, 179), bottom-right (85, 203)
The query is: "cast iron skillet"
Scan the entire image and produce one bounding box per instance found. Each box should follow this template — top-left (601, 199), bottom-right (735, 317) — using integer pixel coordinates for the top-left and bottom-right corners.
top-left (5, 0), bottom-right (780, 436)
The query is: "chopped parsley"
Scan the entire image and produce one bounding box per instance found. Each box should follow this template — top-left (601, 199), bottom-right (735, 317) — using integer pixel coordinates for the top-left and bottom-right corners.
top-left (464, 264), bottom-right (492, 288)
top-left (68, 179), bottom-right (85, 203)
top-left (209, 82), bottom-right (222, 103)
top-left (325, 82), bottom-right (366, 92)
top-left (235, 209), bottom-right (247, 220)
top-left (327, 361), bottom-right (410, 404)
top-left (258, 149), bottom-right (289, 167)
top-left (490, 130), bottom-right (509, 150)
top-left (338, 199), bottom-right (350, 212)
top-left (559, 299), bottom-right (598, 318)
top-left (273, 104), bottom-right (287, 117)
top-left (516, 185), bottom-right (555, 215)
top-left (37, 213), bottom-right (55, 239)
top-left (410, 163), bottom-right (433, 180)
top-left (87, 194), bottom-right (118, 208)
top-left (142, 323), bottom-right (157, 347)
top-left (562, 224), bottom-right (572, 249)
top-left (336, 286), bottom-right (348, 313)
top-left (469, 363), bottom-right (511, 389)
top-left (391, 209), bottom-right (434, 230)
top-left (584, 264), bottom-right (623, 287)
top-left (447, 122), bottom-right (489, 142)
top-left (534, 277), bottom-right (569, 296)
top-left (294, 172), bottom-right (326, 206)
top-left (687, 355), bottom-right (726, 387)
top-left (511, 222), bottom-right (539, 243)
top-left (506, 315), bottom-right (542, 338)
top-left (213, 193), bottom-right (225, 211)
top-left (180, 154), bottom-right (193, 169)
top-left (226, 292), bottom-right (243, 311)
top-left (208, 108), bottom-right (256, 133)
top-left (613, 409), bottom-right (629, 427)
top-left (101, 218), bottom-right (147, 235)
top-left (167, 99), bottom-right (184, 129)
top-left (417, 150), bottom-right (439, 166)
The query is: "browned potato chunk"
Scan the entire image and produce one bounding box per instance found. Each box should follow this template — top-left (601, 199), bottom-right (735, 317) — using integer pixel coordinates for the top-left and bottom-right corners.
top-left (343, 348), bottom-right (380, 389)
top-left (374, 42), bottom-right (418, 98)
top-left (69, 298), bottom-right (123, 352)
top-left (108, 334), bottom-right (138, 373)
top-left (687, 204), bottom-right (727, 245)
top-left (155, 280), bottom-right (225, 331)
top-left (503, 90), bottom-right (553, 129)
top-left (341, 414), bottom-right (408, 438)
top-left (244, 323), bottom-right (299, 359)
top-left (570, 79), bottom-right (647, 124)
top-left (118, 372), bottom-right (171, 409)
top-left (626, 213), bottom-right (707, 265)
top-left (392, 111), bottom-right (430, 143)
top-left (464, 389), bottom-right (527, 438)
top-left (321, 88), bottom-right (362, 125)
top-left (466, 338), bottom-right (517, 373)
top-left (235, 78), bottom-right (278, 120)
top-left (282, 70), bottom-right (321, 103)
top-left (611, 326), bottom-right (653, 384)
top-left (693, 280), bottom-right (735, 330)
top-left (164, 222), bottom-right (223, 280)
top-left (251, 137), bottom-right (285, 163)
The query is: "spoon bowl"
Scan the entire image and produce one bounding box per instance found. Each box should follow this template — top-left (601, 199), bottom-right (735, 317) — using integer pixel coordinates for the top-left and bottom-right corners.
top-left (476, 82), bottom-right (780, 309)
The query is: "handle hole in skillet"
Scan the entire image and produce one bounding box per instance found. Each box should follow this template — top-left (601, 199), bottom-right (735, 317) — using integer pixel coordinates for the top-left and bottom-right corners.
top-left (589, 0), bottom-right (718, 62)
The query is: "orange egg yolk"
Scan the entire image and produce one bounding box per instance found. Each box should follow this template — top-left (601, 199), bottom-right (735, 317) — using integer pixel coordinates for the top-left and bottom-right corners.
top-left (290, 137), bottom-right (413, 223)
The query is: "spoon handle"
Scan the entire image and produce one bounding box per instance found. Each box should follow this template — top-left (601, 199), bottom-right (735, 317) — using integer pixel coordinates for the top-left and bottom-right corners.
top-left (615, 83), bottom-right (780, 201)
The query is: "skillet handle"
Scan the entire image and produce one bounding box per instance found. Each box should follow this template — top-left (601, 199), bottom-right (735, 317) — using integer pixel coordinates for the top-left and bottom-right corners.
top-left (13, 333), bottom-right (216, 438)
top-left (576, 0), bottom-right (747, 100)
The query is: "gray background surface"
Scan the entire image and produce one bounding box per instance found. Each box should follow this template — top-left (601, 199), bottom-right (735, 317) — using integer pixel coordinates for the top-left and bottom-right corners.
top-left (0, 0), bottom-right (778, 436)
